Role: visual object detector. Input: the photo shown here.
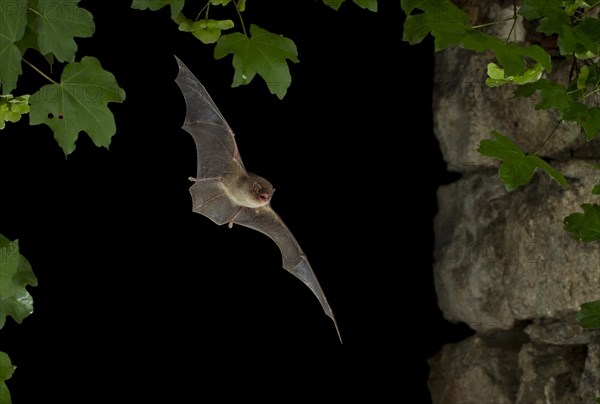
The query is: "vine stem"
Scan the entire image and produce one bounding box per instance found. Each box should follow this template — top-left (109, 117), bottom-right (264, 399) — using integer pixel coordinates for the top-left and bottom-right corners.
top-left (505, 1), bottom-right (518, 43)
top-left (533, 120), bottom-right (562, 156)
top-left (583, 87), bottom-right (600, 100)
top-left (22, 58), bottom-right (58, 85)
top-left (233, 0), bottom-right (247, 37)
top-left (582, 1), bottom-right (600, 16)
top-left (566, 86), bottom-right (600, 100)
top-left (472, 16), bottom-right (514, 29)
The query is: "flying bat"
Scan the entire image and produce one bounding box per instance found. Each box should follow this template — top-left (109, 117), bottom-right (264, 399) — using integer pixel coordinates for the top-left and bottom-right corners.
top-left (174, 57), bottom-right (341, 342)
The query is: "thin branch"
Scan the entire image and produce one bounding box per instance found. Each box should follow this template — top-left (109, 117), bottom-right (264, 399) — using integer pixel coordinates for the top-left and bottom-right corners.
top-left (22, 58), bottom-right (58, 85)
top-left (533, 120), bottom-right (563, 156)
top-left (472, 17), bottom-right (514, 29)
top-left (233, 0), bottom-right (247, 37)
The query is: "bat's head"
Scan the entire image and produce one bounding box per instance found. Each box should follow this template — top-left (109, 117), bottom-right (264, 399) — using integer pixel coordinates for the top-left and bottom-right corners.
top-left (247, 174), bottom-right (274, 207)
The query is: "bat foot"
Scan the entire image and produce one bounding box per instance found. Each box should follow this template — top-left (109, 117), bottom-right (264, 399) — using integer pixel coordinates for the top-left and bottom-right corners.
top-left (227, 206), bottom-right (244, 228)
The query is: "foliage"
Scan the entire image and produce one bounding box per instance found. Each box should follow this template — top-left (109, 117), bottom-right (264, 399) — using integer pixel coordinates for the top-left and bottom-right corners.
top-left (0, 0), bottom-right (124, 155)
top-left (322, 0), bottom-right (378, 12)
top-left (0, 352), bottom-right (14, 404)
top-left (564, 204), bottom-right (600, 242)
top-left (0, 95), bottom-right (30, 130)
top-left (0, 234), bottom-right (37, 403)
top-left (575, 300), bottom-right (600, 329)
top-left (214, 24), bottom-right (299, 99)
top-left (29, 57), bottom-right (126, 155)
top-left (131, 0), bottom-right (377, 98)
top-left (478, 131), bottom-right (566, 191)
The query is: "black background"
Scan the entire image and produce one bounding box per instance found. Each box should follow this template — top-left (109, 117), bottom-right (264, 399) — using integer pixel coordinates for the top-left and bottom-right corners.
top-left (1, 1), bottom-right (470, 401)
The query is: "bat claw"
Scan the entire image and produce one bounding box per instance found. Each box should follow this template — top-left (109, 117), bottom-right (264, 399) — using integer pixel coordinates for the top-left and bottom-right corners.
top-left (188, 176), bottom-right (198, 182)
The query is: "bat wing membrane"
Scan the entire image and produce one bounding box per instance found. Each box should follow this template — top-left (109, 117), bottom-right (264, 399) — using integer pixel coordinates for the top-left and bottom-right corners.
top-left (189, 180), bottom-right (241, 226)
top-left (234, 206), bottom-right (341, 341)
top-left (174, 57), bottom-right (245, 178)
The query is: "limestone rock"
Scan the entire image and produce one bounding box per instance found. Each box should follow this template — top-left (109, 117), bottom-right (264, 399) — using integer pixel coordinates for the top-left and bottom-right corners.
top-left (434, 160), bottom-right (600, 332)
top-left (428, 334), bottom-right (521, 404)
top-left (525, 315), bottom-right (600, 346)
top-left (578, 343), bottom-right (600, 403)
top-left (516, 343), bottom-right (587, 404)
top-left (428, 335), bottom-right (600, 404)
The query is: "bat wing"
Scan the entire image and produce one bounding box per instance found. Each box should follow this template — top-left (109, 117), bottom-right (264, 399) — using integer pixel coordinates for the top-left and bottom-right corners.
top-left (234, 206), bottom-right (342, 342)
top-left (175, 56), bottom-right (246, 225)
top-left (174, 56), bottom-right (245, 179)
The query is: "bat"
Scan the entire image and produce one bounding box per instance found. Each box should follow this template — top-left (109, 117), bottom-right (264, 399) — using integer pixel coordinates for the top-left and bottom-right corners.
top-left (174, 57), bottom-right (342, 343)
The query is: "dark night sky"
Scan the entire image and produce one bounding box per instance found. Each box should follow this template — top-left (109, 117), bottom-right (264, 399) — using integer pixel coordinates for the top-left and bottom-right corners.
top-left (1, 1), bottom-right (470, 401)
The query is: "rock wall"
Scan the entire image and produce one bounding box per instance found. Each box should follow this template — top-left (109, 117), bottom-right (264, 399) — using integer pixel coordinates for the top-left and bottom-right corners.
top-left (430, 3), bottom-right (600, 403)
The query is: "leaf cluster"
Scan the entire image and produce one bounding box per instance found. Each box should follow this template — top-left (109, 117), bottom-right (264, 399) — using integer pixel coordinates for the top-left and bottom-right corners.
top-left (402, 0), bottom-right (600, 234)
top-left (0, 0), bottom-right (125, 155)
top-left (0, 235), bottom-right (37, 404)
top-left (131, 0), bottom-right (377, 98)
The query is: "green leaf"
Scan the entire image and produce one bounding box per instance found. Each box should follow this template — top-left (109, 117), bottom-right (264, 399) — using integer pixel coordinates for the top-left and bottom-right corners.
top-left (29, 56), bottom-right (126, 155)
top-left (564, 204), bottom-right (600, 242)
top-left (237, 0), bottom-right (246, 12)
top-left (401, 1), bottom-right (551, 76)
top-left (581, 108), bottom-right (600, 140)
top-left (0, 235), bottom-right (37, 329)
top-left (215, 24), bottom-right (299, 99)
top-left (353, 0), bottom-right (377, 12)
top-left (477, 131), bottom-right (567, 191)
top-left (518, 0), bottom-right (562, 19)
top-left (0, 352), bottom-right (13, 404)
top-left (576, 300), bottom-right (600, 329)
top-left (178, 17), bottom-right (234, 44)
top-left (0, 352), bottom-right (14, 383)
top-left (592, 182), bottom-right (600, 195)
top-left (461, 32), bottom-right (552, 76)
top-left (27, 0), bottom-right (95, 63)
top-left (564, 0), bottom-right (588, 16)
top-left (210, 0), bottom-right (232, 5)
top-left (323, 0), bottom-right (344, 10)
top-left (577, 65), bottom-right (590, 90)
top-left (131, 0), bottom-right (184, 19)
top-left (519, 0), bottom-right (600, 56)
top-left (0, 1), bottom-right (27, 94)
top-left (514, 80), bottom-right (600, 139)
top-left (402, 0), bottom-right (469, 50)
top-left (486, 62), bottom-right (544, 87)
top-left (0, 94), bottom-right (30, 130)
